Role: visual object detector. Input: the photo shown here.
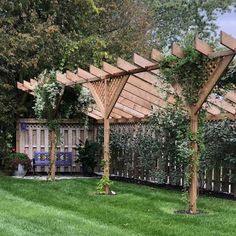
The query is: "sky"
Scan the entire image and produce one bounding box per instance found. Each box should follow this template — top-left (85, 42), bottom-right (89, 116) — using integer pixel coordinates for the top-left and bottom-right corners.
top-left (216, 9), bottom-right (236, 37)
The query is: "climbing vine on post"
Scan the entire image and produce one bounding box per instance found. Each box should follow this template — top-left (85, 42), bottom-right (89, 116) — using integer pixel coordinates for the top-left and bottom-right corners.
top-left (34, 70), bottom-right (64, 181)
top-left (159, 32), bottom-right (235, 214)
top-left (34, 70), bottom-right (93, 180)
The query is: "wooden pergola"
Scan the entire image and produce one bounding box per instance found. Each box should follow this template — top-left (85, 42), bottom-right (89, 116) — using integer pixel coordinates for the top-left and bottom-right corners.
top-left (18, 31), bottom-right (236, 212)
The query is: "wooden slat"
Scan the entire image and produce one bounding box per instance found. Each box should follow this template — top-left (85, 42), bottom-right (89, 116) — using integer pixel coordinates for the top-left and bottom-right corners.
top-left (17, 82), bottom-right (28, 92)
top-left (117, 58), bottom-right (157, 85)
top-left (126, 56), bottom-right (175, 94)
top-left (225, 90), bottom-right (236, 104)
top-left (30, 79), bottom-right (38, 88)
top-left (133, 53), bottom-right (159, 75)
top-left (231, 166), bottom-right (236, 197)
top-left (209, 50), bottom-right (235, 59)
top-left (118, 97), bottom-right (150, 115)
top-left (204, 103), bottom-right (221, 115)
top-left (121, 90), bottom-right (152, 110)
top-left (195, 37), bottom-right (214, 56)
top-left (103, 61), bottom-right (122, 74)
top-left (104, 61), bottom-right (174, 109)
top-left (56, 73), bottom-right (72, 85)
top-left (23, 80), bottom-right (34, 91)
top-left (222, 166), bottom-right (230, 193)
top-left (117, 57), bottom-right (175, 94)
top-left (66, 71), bottom-right (85, 83)
top-left (128, 76), bottom-right (161, 98)
top-left (208, 95), bottom-right (236, 114)
top-left (112, 108), bottom-right (133, 119)
top-left (124, 83), bottom-right (168, 109)
top-left (220, 31), bottom-right (236, 51)
top-left (91, 106), bottom-right (122, 119)
top-left (77, 68), bottom-right (96, 81)
top-left (90, 65), bottom-right (108, 77)
top-left (96, 117), bottom-right (148, 124)
top-left (171, 43), bottom-right (185, 58)
top-left (151, 49), bottom-right (163, 62)
top-left (87, 112), bottom-right (102, 120)
top-left (207, 113), bottom-right (235, 121)
top-left (115, 103), bottom-right (144, 118)
top-left (17, 82), bottom-right (34, 96)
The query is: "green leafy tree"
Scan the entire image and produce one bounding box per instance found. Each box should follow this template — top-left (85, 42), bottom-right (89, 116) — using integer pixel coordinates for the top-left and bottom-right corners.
top-left (33, 70), bottom-right (93, 180)
top-left (0, 0), bottom-right (106, 163)
top-left (149, 0), bottom-right (236, 48)
top-left (0, 0), bottom-right (105, 114)
top-left (94, 0), bottom-right (153, 60)
top-left (0, 57), bottom-right (16, 162)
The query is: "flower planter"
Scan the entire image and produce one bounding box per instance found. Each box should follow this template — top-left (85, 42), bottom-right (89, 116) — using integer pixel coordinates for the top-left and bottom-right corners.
top-left (13, 164), bottom-right (27, 177)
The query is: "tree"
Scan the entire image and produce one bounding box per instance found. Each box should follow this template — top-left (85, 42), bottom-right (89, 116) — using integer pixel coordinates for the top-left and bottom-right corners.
top-left (0, 0), bottom-right (106, 161)
top-left (0, 0), bottom-right (106, 112)
top-left (148, 0), bottom-right (236, 49)
top-left (94, 0), bottom-right (153, 60)
top-left (33, 70), bottom-right (93, 180)
top-left (0, 59), bottom-right (16, 162)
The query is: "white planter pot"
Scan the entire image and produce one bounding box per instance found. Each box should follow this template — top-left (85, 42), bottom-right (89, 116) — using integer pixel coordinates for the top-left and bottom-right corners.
top-left (13, 164), bottom-right (27, 177)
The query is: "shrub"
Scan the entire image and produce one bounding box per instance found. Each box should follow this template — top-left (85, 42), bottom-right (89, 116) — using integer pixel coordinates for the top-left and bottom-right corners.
top-left (4, 152), bottom-right (31, 174)
top-left (76, 139), bottom-right (101, 176)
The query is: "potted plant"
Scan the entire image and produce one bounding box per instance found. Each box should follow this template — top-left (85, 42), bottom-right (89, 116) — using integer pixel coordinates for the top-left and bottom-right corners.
top-left (4, 152), bottom-right (31, 176)
top-left (76, 139), bottom-right (101, 176)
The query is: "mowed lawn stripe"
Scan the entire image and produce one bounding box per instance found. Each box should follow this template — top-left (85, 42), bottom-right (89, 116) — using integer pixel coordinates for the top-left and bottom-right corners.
top-left (0, 176), bottom-right (235, 236)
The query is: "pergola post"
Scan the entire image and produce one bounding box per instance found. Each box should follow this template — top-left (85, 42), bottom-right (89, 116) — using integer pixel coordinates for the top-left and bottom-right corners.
top-left (103, 116), bottom-right (110, 193)
top-left (103, 78), bottom-right (111, 194)
top-left (77, 72), bottom-right (130, 193)
top-left (189, 111), bottom-right (198, 214)
top-left (171, 31), bottom-right (236, 213)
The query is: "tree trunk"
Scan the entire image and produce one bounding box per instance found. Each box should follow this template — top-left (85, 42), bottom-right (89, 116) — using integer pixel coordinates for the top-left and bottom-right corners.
top-left (48, 129), bottom-right (57, 181)
top-left (189, 112), bottom-right (198, 214)
top-left (103, 117), bottom-right (110, 194)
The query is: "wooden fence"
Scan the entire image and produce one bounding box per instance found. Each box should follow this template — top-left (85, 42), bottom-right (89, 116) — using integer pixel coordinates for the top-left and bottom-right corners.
top-left (16, 119), bottom-right (96, 173)
top-left (110, 158), bottom-right (236, 197)
top-left (16, 119), bottom-right (235, 197)
top-left (104, 123), bottom-right (236, 197)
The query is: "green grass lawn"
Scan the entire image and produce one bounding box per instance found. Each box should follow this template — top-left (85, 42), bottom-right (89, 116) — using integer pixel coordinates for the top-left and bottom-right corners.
top-left (0, 176), bottom-right (235, 236)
